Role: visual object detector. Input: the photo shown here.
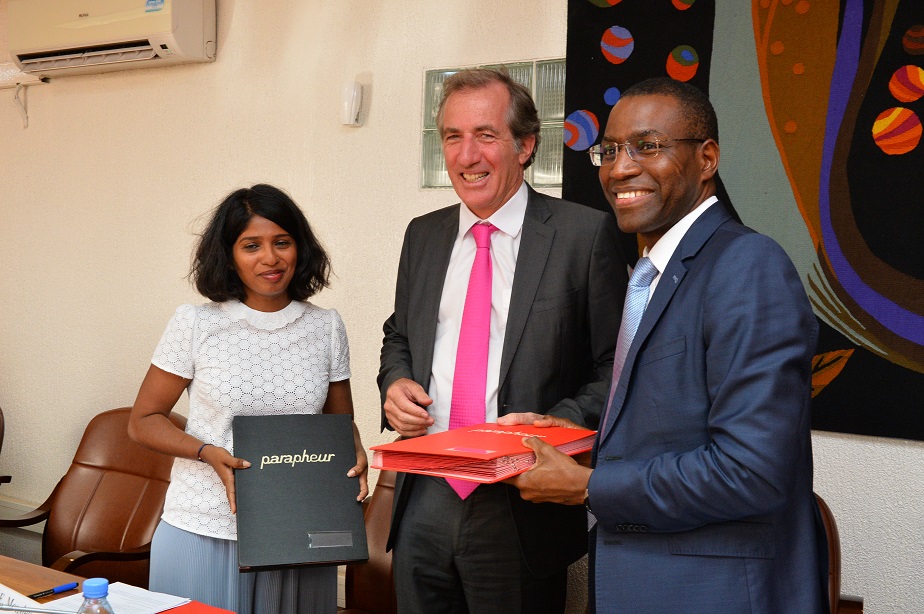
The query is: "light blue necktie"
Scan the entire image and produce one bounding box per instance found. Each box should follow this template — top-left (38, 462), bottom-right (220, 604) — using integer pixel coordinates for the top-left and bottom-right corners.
top-left (603, 256), bottom-right (659, 432)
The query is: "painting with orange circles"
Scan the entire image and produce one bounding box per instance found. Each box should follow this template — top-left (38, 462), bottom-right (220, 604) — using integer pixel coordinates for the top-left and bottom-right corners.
top-left (564, 0), bottom-right (924, 440)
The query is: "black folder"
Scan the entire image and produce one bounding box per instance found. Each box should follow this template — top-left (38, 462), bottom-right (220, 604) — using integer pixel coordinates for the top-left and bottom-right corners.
top-left (232, 413), bottom-right (368, 570)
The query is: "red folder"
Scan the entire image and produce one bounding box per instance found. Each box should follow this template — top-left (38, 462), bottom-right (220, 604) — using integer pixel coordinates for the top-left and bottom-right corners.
top-left (370, 423), bottom-right (596, 483)
top-left (166, 601), bottom-right (235, 613)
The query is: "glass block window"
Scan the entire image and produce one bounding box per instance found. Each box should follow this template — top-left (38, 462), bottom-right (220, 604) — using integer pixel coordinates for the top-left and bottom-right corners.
top-left (421, 59), bottom-right (566, 189)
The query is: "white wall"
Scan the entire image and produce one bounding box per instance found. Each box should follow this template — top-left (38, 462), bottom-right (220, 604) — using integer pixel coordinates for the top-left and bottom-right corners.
top-left (0, 2), bottom-right (920, 612)
top-left (0, 0), bottom-right (568, 491)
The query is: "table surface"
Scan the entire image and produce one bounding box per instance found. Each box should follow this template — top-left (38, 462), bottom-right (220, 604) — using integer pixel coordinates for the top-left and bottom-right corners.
top-left (0, 555), bottom-right (234, 613)
top-left (0, 554), bottom-right (82, 604)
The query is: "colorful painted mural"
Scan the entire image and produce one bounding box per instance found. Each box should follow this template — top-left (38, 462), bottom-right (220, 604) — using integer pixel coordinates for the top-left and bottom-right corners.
top-left (563, 0), bottom-right (924, 440)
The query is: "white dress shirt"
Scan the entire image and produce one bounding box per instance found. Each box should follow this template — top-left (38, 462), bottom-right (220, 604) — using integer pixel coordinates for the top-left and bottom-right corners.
top-left (645, 195), bottom-right (718, 298)
top-left (427, 181), bottom-right (529, 434)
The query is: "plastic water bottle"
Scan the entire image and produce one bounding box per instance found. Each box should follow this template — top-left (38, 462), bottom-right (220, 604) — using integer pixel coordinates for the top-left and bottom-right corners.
top-left (76, 578), bottom-right (115, 614)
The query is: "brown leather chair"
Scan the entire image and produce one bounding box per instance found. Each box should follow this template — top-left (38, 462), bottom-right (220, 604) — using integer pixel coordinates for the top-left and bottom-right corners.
top-left (815, 492), bottom-right (864, 614)
top-left (0, 407), bottom-right (185, 588)
top-left (340, 469), bottom-right (398, 614)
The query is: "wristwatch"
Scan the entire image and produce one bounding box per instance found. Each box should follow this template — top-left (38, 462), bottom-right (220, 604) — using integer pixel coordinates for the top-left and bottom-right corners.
top-left (583, 488), bottom-right (592, 513)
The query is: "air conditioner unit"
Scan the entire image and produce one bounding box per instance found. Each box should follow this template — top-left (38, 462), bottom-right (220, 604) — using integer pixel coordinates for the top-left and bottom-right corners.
top-left (8, 0), bottom-right (216, 78)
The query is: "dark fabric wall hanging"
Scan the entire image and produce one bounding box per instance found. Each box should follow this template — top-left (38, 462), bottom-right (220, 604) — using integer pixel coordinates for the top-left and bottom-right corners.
top-left (563, 0), bottom-right (924, 440)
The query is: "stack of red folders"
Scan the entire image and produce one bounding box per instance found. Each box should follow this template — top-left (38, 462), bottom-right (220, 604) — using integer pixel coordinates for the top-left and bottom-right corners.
top-left (370, 422), bottom-right (596, 483)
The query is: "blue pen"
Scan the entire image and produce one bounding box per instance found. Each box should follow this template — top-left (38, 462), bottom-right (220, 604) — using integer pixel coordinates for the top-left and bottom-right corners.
top-left (26, 581), bottom-right (79, 600)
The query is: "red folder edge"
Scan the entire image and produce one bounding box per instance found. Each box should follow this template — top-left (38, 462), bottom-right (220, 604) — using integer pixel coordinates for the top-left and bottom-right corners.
top-left (166, 601), bottom-right (235, 613)
top-left (370, 423), bottom-right (595, 483)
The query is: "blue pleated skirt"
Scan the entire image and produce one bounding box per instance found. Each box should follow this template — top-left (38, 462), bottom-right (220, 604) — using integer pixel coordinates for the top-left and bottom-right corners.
top-left (149, 520), bottom-right (337, 613)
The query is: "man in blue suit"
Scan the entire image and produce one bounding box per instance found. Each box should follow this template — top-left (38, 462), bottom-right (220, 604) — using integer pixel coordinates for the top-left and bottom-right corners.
top-left (502, 78), bottom-right (827, 613)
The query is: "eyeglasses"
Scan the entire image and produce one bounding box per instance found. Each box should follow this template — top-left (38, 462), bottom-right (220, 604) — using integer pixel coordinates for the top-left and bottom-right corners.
top-left (588, 138), bottom-right (706, 166)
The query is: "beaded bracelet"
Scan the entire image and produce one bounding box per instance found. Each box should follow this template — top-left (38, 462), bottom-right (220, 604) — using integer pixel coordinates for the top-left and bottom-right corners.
top-left (197, 443), bottom-right (212, 462)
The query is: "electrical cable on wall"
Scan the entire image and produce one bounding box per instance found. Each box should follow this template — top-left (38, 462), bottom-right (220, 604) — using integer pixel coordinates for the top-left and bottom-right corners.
top-left (0, 62), bottom-right (48, 129)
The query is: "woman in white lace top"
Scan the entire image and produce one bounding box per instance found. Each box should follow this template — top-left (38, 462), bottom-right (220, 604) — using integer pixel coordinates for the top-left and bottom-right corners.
top-left (128, 184), bottom-right (367, 613)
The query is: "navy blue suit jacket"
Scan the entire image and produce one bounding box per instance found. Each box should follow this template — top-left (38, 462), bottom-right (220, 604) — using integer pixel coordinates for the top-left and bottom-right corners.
top-left (589, 203), bottom-right (826, 613)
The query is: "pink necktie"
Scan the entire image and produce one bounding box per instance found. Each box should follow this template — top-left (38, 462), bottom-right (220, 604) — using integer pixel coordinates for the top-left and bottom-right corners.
top-left (447, 222), bottom-right (498, 499)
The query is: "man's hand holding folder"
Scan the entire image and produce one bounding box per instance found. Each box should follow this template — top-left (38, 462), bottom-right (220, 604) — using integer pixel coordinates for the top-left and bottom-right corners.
top-left (370, 420), bottom-right (595, 484)
top-left (498, 412), bottom-right (593, 506)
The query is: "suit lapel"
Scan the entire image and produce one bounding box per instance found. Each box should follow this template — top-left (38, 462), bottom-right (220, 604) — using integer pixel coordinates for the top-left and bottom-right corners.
top-left (414, 209), bottom-right (459, 384)
top-left (600, 203), bottom-right (733, 441)
top-left (499, 187), bottom-right (554, 389)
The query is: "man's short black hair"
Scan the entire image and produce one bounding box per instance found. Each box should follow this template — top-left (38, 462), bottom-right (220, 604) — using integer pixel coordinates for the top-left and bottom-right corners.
top-left (623, 77), bottom-right (719, 143)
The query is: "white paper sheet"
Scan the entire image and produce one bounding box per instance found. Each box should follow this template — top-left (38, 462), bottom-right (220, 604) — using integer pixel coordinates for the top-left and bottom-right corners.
top-left (45, 583), bottom-right (189, 614)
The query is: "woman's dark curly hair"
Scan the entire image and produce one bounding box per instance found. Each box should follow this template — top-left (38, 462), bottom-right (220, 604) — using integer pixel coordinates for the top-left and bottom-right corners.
top-left (191, 184), bottom-right (331, 303)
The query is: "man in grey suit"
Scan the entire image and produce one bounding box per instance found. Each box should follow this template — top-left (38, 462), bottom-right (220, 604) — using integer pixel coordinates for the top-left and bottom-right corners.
top-left (378, 69), bottom-right (627, 613)
top-left (503, 77), bottom-right (826, 613)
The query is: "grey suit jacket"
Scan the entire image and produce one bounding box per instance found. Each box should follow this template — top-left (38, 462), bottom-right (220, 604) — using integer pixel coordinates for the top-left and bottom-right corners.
top-left (379, 185), bottom-right (627, 577)
top-left (589, 203), bottom-right (825, 612)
